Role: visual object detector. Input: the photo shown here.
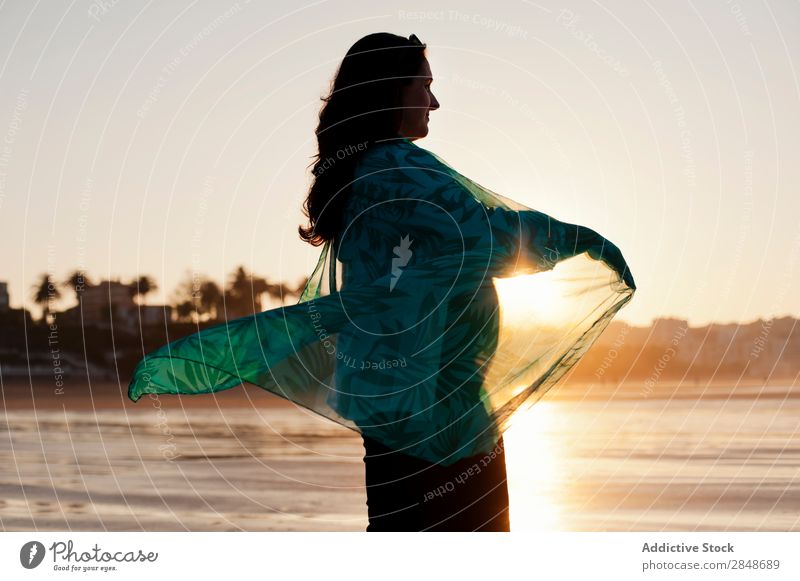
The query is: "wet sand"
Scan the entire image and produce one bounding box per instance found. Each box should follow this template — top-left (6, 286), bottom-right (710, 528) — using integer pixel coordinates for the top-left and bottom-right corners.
top-left (1, 379), bottom-right (367, 531)
top-left (1, 377), bottom-right (799, 531)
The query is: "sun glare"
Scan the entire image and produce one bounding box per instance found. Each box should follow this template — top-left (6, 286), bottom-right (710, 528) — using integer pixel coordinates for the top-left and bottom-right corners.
top-left (493, 269), bottom-right (568, 328)
top-left (503, 402), bottom-right (565, 531)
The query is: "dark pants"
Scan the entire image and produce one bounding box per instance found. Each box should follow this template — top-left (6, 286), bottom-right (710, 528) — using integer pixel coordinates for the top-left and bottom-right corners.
top-left (361, 435), bottom-right (510, 531)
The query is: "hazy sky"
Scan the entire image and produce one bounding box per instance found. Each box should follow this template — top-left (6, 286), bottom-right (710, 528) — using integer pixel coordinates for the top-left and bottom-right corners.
top-left (1, 0), bottom-right (798, 326)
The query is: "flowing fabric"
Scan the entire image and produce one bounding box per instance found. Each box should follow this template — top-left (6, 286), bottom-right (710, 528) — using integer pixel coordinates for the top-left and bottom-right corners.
top-left (128, 137), bottom-right (635, 466)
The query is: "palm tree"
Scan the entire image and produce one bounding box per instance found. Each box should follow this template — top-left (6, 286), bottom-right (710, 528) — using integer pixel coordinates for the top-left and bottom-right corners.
top-left (175, 300), bottom-right (195, 323)
top-left (31, 273), bottom-right (60, 323)
top-left (264, 280), bottom-right (295, 306)
top-left (226, 266), bottom-right (270, 317)
top-left (62, 270), bottom-right (92, 303)
top-left (198, 279), bottom-right (223, 320)
top-left (129, 275), bottom-right (158, 305)
top-left (170, 272), bottom-right (225, 322)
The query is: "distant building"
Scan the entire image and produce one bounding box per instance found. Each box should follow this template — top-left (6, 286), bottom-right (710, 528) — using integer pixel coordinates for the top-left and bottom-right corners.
top-left (650, 317), bottom-right (690, 346)
top-left (79, 279), bottom-right (135, 326)
top-left (0, 281), bottom-right (9, 310)
top-left (58, 279), bottom-right (174, 329)
top-left (127, 304), bottom-right (174, 326)
top-left (704, 322), bottom-right (740, 359)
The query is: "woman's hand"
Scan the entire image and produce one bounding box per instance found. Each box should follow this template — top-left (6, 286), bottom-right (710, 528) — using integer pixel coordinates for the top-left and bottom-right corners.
top-left (587, 237), bottom-right (636, 290)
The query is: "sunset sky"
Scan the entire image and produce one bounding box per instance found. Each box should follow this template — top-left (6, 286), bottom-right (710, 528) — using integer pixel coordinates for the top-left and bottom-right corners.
top-left (1, 0), bottom-right (798, 327)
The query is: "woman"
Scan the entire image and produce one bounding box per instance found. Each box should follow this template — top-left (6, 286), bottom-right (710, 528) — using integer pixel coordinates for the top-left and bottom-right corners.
top-left (128, 33), bottom-right (635, 532)
top-left (301, 32), bottom-right (512, 531)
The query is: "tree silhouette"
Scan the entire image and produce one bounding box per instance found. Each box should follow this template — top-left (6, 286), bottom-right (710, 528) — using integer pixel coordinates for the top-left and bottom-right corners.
top-left (170, 271), bottom-right (224, 322)
top-left (129, 275), bottom-right (158, 305)
top-left (198, 279), bottom-right (223, 320)
top-left (264, 280), bottom-right (294, 305)
top-left (225, 266), bottom-right (271, 317)
top-left (167, 267), bottom-right (306, 322)
top-left (175, 300), bottom-right (194, 323)
top-left (31, 273), bottom-right (60, 324)
top-left (62, 270), bottom-right (92, 303)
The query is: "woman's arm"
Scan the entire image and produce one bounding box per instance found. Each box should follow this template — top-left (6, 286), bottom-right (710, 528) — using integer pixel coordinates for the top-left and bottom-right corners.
top-left (352, 141), bottom-right (635, 289)
top-left (488, 206), bottom-right (636, 289)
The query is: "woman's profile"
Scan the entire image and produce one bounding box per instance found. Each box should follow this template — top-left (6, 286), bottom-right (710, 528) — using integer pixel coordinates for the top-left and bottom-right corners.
top-left (128, 32), bottom-right (635, 533)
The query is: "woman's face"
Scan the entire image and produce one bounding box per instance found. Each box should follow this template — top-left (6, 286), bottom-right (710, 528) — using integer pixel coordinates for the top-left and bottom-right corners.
top-left (397, 58), bottom-right (439, 140)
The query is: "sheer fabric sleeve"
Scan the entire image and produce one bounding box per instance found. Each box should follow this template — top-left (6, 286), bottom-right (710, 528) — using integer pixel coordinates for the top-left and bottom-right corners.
top-left (127, 139), bottom-right (636, 467)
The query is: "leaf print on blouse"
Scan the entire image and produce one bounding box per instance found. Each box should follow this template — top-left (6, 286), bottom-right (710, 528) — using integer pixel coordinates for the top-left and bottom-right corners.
top-left (128, 137), bottom-right (635, 466)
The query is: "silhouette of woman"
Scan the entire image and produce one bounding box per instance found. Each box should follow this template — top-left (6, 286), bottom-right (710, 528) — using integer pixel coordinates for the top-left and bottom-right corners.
top-left (128, 32), bottom-right (635, 533)
top-left (298, 33), bottom-right (632, 531)
top-left (298, 33), bottom-right (510, 531)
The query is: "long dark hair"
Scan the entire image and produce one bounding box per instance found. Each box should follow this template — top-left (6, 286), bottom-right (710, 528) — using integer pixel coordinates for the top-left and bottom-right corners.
top-left (298, 32), bottom-right (428, 246)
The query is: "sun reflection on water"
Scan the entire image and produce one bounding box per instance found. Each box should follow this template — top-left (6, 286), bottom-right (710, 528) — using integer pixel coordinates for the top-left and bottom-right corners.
top-left (503, 401), bottom-right (566, 531)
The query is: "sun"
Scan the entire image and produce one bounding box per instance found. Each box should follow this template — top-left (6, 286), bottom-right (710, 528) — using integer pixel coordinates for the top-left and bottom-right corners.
top-left (492, 268), bottom-right (568, 328)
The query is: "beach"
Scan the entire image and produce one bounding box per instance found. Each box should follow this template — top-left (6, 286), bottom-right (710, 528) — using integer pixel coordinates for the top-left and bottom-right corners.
top-left (1, 377), bottom-right (799, 531)
top-left (1, 380), bottom-right (368, 531)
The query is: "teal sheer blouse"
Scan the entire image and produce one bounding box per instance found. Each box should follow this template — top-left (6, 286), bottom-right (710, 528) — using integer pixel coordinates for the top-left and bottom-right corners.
top-left (128, 137), bottom-right (635, 466)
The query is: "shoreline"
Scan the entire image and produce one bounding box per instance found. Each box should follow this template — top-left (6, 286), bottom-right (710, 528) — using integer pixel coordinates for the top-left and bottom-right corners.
top-left (2, 376), bottom-right (797, 411)
top-left (0, 379), bottom-right (296, 411)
